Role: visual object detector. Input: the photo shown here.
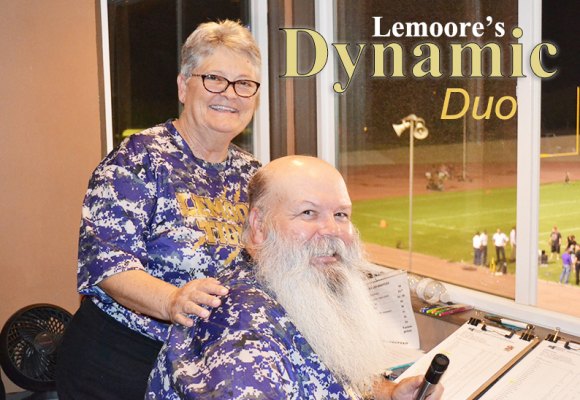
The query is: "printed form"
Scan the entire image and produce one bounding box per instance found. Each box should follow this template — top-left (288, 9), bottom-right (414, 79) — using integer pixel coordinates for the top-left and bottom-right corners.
top-left (480, 339), bottom-right (580, 399)
top-left (367, 269), bottom-right (424, 369)
top-left (395, 322), bottom-right (538, 400)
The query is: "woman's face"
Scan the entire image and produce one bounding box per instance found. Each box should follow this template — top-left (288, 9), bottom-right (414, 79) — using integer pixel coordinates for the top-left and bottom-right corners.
top-left (177, 47), bottom-right (259, 145)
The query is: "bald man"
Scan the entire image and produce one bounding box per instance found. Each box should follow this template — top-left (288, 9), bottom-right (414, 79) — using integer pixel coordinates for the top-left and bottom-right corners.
top-left (146, 156), bottom-right (442, 400)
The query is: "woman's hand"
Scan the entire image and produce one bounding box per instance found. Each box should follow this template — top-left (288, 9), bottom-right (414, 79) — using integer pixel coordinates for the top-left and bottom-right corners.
top-left (164, 277), bottom-right (229, 326)
top-left (99, 270), bottom-right (228, 326)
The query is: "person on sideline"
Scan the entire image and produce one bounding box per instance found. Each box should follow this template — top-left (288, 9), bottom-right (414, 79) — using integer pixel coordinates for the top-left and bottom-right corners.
top-left (509, 226), bottom-right (516, 262)
top-left (549, 226), bottom-right (562, 261)
top-left (559, 247), bottom-right (573, 284)
top-left (56, 20), bottom-right (262, 400)
top-left (472, 231), bottom-right (482, 266)
top-left (146, 156), bottom-right (444, 400)
top-left (575, 244), bottom-right (580, 285)
top-left (480, 230), bottom-right (488, 267)
top-left (566, 234), bottom-right (576, 250)
top-left (492, 228), bottom-right (508, 275)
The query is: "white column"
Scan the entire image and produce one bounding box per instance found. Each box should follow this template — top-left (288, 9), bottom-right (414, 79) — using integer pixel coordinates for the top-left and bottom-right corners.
top-left (250, 0), bottom-right (271, 164)
top-left (515, 0), bottom-right (542, 305)
top-left (314, 0), bottom-right (337, 166)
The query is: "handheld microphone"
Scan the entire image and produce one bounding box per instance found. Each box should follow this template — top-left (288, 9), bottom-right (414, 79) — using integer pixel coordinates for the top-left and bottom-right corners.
top-left (414, 353), bottom-right (449, 400)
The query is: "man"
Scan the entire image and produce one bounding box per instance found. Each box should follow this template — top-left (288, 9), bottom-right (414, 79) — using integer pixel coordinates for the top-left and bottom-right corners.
top-left (575, 244), bottom-right (580, 285)
top-left (509, 226), bottom-right (516, 262)
top-left (146, 156), bottom-right (442, 400)
top-left (479, 230), bottom-right (488, 267)
top-left (549, 226), bottom-right (562, 261)
top-left (472, 231), bottom-right (482, 266)
top-left (559, 247), bottom-right (573, 284)
top-left (492, 228), bottom-right (508, 275)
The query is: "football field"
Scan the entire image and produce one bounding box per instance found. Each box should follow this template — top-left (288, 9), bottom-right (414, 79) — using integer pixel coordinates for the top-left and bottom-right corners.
top-left (352, 181), bottom-right (580, 282)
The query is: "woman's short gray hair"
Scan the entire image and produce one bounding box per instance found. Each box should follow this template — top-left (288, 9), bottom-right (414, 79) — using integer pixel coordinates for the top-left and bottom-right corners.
top-left (180, 19), bottom-right (261, 78)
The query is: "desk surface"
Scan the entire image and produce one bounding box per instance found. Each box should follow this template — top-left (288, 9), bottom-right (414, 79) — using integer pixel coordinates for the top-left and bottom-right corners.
top-left (411, 296), bottom-right (576, 350)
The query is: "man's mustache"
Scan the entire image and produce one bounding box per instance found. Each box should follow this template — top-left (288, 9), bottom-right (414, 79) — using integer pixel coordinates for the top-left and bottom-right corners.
top-left (305, 236), bottom-right (349, 263)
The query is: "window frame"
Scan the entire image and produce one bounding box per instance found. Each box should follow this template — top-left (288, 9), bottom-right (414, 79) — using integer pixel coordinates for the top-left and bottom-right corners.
top-left (100, 0), bottom-right (114, 154)
top-left (249, 0), bottom-right (271, 164)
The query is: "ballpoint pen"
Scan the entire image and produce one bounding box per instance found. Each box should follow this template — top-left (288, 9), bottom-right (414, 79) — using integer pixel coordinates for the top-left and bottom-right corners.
top-left (484, 314), bottom-right (529, 330)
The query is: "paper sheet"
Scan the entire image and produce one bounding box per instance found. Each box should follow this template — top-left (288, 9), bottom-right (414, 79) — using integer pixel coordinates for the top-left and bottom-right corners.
top-left (366, 269), bottom-right (424, 371)
top-left (395, 322), bottom-right (536, 400)
top-left (479, 339), bottom-right (580, 399)
top-left (367, 270), bottom-right (421, 350)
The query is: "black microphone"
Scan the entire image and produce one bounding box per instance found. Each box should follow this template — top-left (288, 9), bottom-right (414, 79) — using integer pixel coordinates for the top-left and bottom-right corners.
top-left (414, 353), bottom-right (449, 400)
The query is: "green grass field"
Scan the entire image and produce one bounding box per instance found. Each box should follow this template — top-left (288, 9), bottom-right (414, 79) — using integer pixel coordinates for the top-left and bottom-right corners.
top-left (353, 181), bottom-right (580, 282)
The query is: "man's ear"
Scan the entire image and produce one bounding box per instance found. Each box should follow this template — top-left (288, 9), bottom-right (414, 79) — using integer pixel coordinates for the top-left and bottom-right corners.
top-left (248, 207), bottom-right (266, 245)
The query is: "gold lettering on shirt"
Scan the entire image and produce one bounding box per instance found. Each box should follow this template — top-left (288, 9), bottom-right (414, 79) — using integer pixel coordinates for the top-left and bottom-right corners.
top-left (175, 192), bottom-right (248, 247)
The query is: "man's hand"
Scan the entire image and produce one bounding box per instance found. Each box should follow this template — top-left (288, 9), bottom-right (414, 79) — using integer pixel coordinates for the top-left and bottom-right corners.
top-left (372, 376), bottom-right (444, 400)
top-left (164, 277), bottom-right (229, 326)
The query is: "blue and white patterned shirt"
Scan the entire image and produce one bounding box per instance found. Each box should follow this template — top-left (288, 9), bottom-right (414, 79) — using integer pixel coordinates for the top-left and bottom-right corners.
top-left (77, 120), bottom-right (260, 341)
top-left (146, 262), bottom-right (356, 399)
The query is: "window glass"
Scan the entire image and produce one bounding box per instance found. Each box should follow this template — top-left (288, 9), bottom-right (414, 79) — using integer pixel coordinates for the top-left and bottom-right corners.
top-left (336, 0), bottom-right (518, 298)
top-left (538, 0), bottom-right (580, 316)
top-left (107, 0), bottom-right (251, 151)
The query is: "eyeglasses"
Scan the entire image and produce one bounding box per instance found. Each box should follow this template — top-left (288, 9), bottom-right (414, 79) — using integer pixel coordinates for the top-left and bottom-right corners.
top-left (190, 73), bottom-right (260, 98)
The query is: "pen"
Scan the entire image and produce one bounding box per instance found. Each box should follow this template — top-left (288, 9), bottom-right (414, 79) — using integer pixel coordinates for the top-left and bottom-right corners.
top-left (438, 305), bottom-right (473, 317)
top-left (484, 315), bottom-right (529, 330)
top-left (427, 306), bottom-right (450, 315)
top-left (420, 304), bottom-right (440, 313)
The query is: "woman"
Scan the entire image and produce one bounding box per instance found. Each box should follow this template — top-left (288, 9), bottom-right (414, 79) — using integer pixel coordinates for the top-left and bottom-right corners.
top-left (56, 20), bottom-right (262, 400)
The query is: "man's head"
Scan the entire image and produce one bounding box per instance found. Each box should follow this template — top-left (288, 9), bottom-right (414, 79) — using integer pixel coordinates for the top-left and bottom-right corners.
top-left (242, 156), bottom-right (396, 392)
top-left (245, 155), bottom-right (354, 266)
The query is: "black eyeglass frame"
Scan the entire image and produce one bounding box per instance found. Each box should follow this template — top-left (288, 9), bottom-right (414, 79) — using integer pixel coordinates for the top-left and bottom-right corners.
top-left (190, 73), bottom-right (261, 98)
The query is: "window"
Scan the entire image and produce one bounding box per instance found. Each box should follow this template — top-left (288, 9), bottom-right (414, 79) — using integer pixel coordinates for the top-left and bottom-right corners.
top-left (310, 0), bottom-right (580, 333)
top-left (538, 0), bottom-right (580, 309)
top-left (336, 0), bottom-right (518, 298)
top-left (104, 0), bottom-right (252, 151)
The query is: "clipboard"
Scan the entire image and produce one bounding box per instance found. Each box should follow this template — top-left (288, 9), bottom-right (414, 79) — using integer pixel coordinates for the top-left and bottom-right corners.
top-left (395, 318), bottom-right (540, 400)
top-left (478, 330), bottom-right (580, 399)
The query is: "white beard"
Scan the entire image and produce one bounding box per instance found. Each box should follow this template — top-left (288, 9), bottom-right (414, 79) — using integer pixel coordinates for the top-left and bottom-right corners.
top-left (253, 228), bottom-right (395, 393)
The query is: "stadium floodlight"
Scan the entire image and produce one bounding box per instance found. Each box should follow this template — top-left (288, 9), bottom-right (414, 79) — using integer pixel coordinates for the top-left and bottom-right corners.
top-left (392, 114), bottom-right (429, 270)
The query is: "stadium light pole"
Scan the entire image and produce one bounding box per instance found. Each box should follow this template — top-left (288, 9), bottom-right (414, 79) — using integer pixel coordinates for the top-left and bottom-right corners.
top-left (392, 114), bottom-right (429, 270)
